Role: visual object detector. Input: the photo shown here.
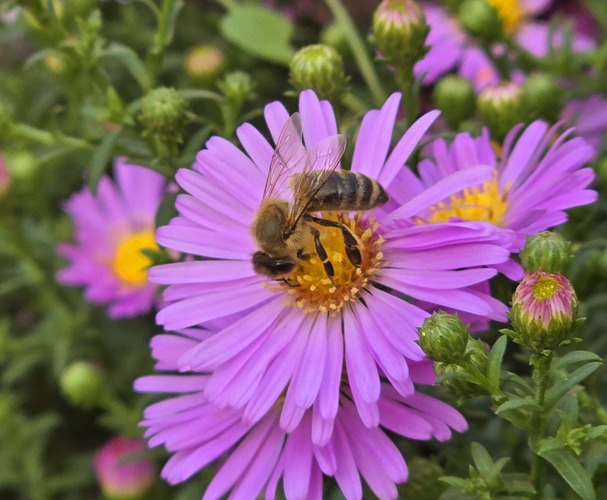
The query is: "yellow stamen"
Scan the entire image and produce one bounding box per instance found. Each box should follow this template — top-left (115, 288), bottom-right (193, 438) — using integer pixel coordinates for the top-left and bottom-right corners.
top-left (111, 229), bottom-right (158, 287)
top-left (486, 0), bottom-right (525, 35)
top-left (425, 172), bottom-right (509, 226)
top-left (271, 213), bottom-right (384, 316)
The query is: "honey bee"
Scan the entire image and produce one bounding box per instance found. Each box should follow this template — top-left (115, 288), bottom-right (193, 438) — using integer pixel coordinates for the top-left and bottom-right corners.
top-left (251, 113), bottom-right (389, 279)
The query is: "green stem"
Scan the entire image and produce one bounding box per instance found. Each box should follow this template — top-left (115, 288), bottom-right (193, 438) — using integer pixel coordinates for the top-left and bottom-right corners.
top-left (530, 353), bottom-right (553, 500)
top-left (324, 0), bottom-right (386, 107)
top-left (394, 65), bottom-right (419, 124)
top-left (12, 124), bottom-right (92, 150)
top-left (148, 0), bottom-right (178, 86)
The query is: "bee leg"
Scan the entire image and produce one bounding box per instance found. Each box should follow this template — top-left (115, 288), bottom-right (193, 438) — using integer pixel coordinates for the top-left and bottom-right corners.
top-left (305, 215), bottom-right (362, 267)
top-left (312, 228), bottom-right (335, 279)
top-left (296, 248), bottom-right (311, 261)
top-left (279, 277), bottom-right (300, 287)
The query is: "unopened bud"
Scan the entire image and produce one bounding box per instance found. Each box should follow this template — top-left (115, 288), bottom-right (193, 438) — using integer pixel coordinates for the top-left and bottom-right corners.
top-left (418, 312), bottom-right (470, 364)
top-left (477, 81), bottom-right (526, 140)
top-left (93, 436), bottom-right (155, 499)
top-left (60, 361), bottom-right (106, 409)
top-left (433, 75), bottom-right (476, 129)
top-left (185, 45), bottom-right (225, 87)
top-left (371, 0), bottom-right (429, 68)
top-left (139, 87), bottom-right (189, 143)
top-left (457, 0), bottom-right (503, 43)
top-left (522, 72), bottom-right (563, 122)
top-left (509, 271), bottom-right (578, 353)
top-left (520, 231), bottom-right (571, 274)
top-left (289, 44), bottom-right (348, 103)
top-left (218, 71), bottom-right (254, 107)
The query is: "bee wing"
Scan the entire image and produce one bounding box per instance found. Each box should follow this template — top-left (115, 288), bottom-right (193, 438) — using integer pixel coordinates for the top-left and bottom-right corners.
top-left (262, 113), bottom-right (308, 201)
top-left (287, 133), bottom-right (347, 226)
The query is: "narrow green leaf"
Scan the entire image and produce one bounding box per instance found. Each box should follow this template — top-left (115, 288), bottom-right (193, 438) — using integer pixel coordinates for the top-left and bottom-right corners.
top-left (88, 128), bottom-right (123, 192)
top-left (554, 350), bottom-right (603, 370)
top-left (538, 448), bottom-right (595, 500)
top-left (220, 5), bottom-right (295, 66)
top-left (101, 43), bottom-right (151, 91)
top-left (486, 335), bottom-right (507, 391)
top-left (496, 396), bottom-right (541, 415)
top-left (470, 442), bottom-right (494, 477)
top-left (544, 361), bottom-right (602, 412)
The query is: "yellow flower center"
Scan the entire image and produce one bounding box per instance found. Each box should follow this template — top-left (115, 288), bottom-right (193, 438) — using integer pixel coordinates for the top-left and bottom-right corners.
top-left (275, 214), bottom-right (384, 315)
top-left (111, 230), bottom-right (158, 287)
top-left (486, 0), bottom-right (525, 35)
top-left (532, 275), bottom-right (563, 301)
top-left (426, 173), bottom-right (509, 226)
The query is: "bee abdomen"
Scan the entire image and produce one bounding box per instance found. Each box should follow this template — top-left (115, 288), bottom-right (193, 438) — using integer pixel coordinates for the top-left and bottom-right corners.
top-left (306, 170), bottom-right (388, 212)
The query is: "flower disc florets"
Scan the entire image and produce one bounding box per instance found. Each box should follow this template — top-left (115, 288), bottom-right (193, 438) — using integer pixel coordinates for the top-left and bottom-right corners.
top-left (278, 213), bottom-right (384, 315)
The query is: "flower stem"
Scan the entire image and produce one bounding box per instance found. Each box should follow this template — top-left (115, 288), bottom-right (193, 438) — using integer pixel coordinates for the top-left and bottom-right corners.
top-left (324, 0), bottom-right (386, 107)
top-left (394, 66), bottom-right (419, 124)
top-left (148, 0), bottom-right (179, 86)
top-left (529, 353), bottom-right (553, 499)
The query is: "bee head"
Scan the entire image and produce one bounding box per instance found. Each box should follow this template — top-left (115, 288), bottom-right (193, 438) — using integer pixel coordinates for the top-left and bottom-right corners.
top-left (252, 251), bottom-right (296, 277)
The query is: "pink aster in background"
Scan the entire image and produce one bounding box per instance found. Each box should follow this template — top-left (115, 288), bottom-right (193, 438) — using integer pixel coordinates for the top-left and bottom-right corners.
top-left (57, 160), bottom-right (165, 318)
top-left (135, 327), bottom-right (467, 499)
top-left (415, 0), bottom-right (595, 91)
top-left (93, 436), bottom-right (155, 498)
top-left (148, 89), bottom-right (510, 437)
top-left (561, 95), bottom-right (607, 155)
top-left (408, 120), bottom-right (597, 280)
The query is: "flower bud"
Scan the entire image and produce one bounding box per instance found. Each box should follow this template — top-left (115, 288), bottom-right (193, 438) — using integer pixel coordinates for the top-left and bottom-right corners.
top-left (218, 71), bottom-right (254, 107)
top-left (93, 436), bottom-right (155, 499)
top-left (509, 271), bottom-right (578, 353)
top-left (457, 0), bottom-right (503, 43)
top-left (477, 81), bottom-right (526, 141)
top-left (185, 45), bottom-right (225, 87)
top-left (289, 44), bottom-right (348, 103)
top-left (520, 231), bottom-right (571, 274)
top-left (433, 75), bottom-right (476, 129)
top-left (522, 72), bottom-right (563, 122)
top-left (371, 0), bottom-right (429, 68)
top-left (418, 311), bottom-right (470, 364)
top-left (139, 87), bottom-right (189, 144)
top-left (60, 361), bottom-right (106, 409)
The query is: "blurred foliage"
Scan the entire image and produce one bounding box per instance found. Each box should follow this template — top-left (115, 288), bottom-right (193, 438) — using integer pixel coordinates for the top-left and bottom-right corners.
top-left (0, 0), bottom-right (607, 498)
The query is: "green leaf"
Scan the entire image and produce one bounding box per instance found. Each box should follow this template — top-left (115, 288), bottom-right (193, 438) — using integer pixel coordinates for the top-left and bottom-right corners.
top-left (495, 396), bottom-right (541, 415)
top-left (554, 350), bottom-right (603, 370)
top-left (486, 335), bottom-right (507, 391)
top-left (101, 43), bottom-right (151, 91)
top-left (220, 5), bottom-right (295, 66)
top-left (470, 442), bottom-right (494, 477)
top-left (88, 128), bottom-right (123, 191)
top-left (544, 361), bottom-right (602, 412)
top-left (538, 448), bottom-right (595, 500)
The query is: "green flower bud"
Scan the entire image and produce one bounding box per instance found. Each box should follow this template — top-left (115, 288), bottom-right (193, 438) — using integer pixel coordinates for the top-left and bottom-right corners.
top-left (418, 311), bottom-right (470, 364)
top-left (522, 72), bottom-right (563, 122)
top-left (185, 45), bottom-right (225, 87)
top-left (289, 44), bottom-right (349, 103)
top-left (60, 361), bottom-right (107, 409)
top-left (520, 231), bottom-right (571, 274)
top-left (218, 71), bottom-right (254, 107)
top-left (509, 271), bottom-right (578, 353)
top-left (457, 0), bottom-right (503, 43)
top-left (139, 87), bottom-right (189, 143)
top-left (477, 81), bottom-right (526, 141)
top-left (371, 0), bottom-right (429, 68)
top-left (433, 75), bottom-right (476, 129)
top-left (435, 338), bottom-right (490, 401)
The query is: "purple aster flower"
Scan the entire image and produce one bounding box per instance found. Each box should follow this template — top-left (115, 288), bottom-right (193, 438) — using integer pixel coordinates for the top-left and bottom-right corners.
top-left (149, 90), bottom-right (510, 433)
top-left (415, 1), bottom-right (595, 90)
top-left (410, 121), bottom-right (597, 280)
top-left (561, 95), bottom-right (607, 155)
top-left (57, 160), bottom-right (165, 318)
top-left (135, 328), bottom-right (467, 499)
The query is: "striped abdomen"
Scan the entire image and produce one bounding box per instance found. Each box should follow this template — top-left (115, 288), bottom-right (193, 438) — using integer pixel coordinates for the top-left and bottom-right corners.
top-left (294, 170), bottom-right (388, 212)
